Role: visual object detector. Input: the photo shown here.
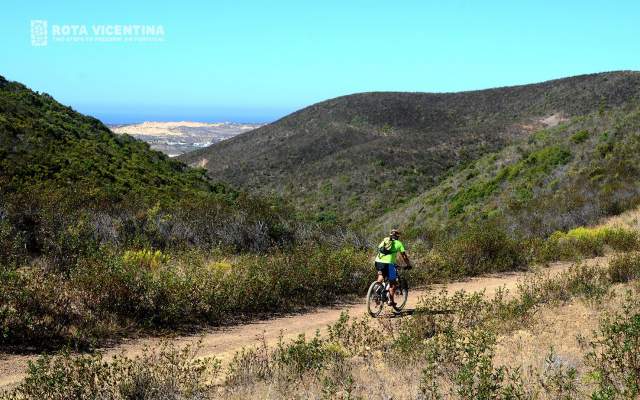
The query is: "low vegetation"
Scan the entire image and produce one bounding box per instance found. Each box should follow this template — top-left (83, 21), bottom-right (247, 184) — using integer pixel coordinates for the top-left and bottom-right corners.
top-left (0, 244), bottom-right (372, 349)
top-left (539, 226), bottom-right (640, 261)
top-left (408, 221), bottom-right (640, 285)
top-left (4, 74), bottom-right (640, 355)
top-left (607, 251), bottom-right (640, 283)
top-left (6, 251), bottom-right (640, 399)
top-left (5, 205), bottom-right (636, 351)
top-left (585, 294), bottom-right (640, 399)
top-left (216, 252), bottom-right (639, 398)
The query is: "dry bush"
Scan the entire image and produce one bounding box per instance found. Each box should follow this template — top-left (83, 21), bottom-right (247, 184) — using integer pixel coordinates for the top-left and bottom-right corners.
top-left (607, 251), bottom-right (640, 283)
top-left (1, 342), bottom-right (219, 400)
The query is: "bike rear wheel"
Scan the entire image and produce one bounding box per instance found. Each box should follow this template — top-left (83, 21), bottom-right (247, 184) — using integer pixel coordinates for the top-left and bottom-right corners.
top-left (366, 281), bottom-right (384, 317)
top-left (393, 277), bottom-right (409, 312)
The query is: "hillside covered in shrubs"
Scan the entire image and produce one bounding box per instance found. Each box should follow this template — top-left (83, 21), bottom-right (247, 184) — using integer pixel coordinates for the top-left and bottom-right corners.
top-left (181, 71), bottom-right (640, 228)
top-left (0, 75), bottom-right (298, 258)
top-left (0, 76), bottom-right (372, 349)
top-left (375, 99), bottom-right (640, 240)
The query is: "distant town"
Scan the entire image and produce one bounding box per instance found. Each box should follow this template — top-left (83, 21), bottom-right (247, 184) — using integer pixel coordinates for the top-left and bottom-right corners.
top-left (109, 121), bottom-right (262, 157)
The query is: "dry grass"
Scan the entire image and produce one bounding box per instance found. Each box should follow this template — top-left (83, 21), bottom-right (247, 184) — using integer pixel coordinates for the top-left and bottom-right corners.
top-left (209, 264), bottom-right (640, 399)
top-left (495, 301), bottom-right (599, 372)
top-left (597, 204), bottom-right (640, 231)
top-left (209, 304), bottom-right (602, 399)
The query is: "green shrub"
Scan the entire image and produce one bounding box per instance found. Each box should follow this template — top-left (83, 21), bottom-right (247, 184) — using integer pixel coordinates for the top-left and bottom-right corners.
top-left (225, 337), bottom-right (273, 386)
top-left (326, 311), bottom-right (380, 357)
top-left (571, 130), bottom-right (590, 144)
top-left (438, 222), bottom-right (525, 277)
top-left (226, 331), bottom-right (347, 387)
top-left (0, 217), bottom-right (26, 267)
top-left (504, 145), bottom-right (572, 183)
top-left (584, 292), bottom-right (640, 399)
top-left (537, 348), bottom-right (581, 399)
top-left (449, 179), bottom-right (500, 217)
top-left (602, 227), bottom-right (640, 251)
top-left (515, 262), bottom-right (611, 307)
top-left (558, 263), bottom-right (611, 300)
top-left (419, 328), bottom-right (528, 399)
top-left (390, 288), bottom-right (504, 362)
top-left (597, 141), bottom-right (614, 158)
top-left (123, 249), bottom-right (169, 271)
top-left (541, 226), bottom-right (639, 261)
top-left (273, 332), bottom-right (344, 378)
top-left (0, 268), bottom-right (102, 348)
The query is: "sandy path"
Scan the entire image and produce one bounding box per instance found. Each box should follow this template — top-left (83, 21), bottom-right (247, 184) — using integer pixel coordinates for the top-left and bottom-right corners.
top-left (1, 258), bottom-right (598, 390)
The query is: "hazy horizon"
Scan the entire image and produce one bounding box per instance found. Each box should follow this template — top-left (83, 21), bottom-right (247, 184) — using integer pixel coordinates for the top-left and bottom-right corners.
top-left (97, 111), bottom-right (280, 125)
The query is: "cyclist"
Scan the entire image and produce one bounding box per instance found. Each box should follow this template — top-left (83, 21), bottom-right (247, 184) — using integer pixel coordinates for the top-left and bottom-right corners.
top-left (374, 229), bottom-right (412, 307)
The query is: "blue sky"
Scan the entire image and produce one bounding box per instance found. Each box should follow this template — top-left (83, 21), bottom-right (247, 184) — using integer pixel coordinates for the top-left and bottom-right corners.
top-left (2, 0), bottom-right (639, 123)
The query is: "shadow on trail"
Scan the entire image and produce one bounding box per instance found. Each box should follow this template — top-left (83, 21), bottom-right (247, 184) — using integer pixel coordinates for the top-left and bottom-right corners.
top-left (383, 308), bottom-right (456, 318)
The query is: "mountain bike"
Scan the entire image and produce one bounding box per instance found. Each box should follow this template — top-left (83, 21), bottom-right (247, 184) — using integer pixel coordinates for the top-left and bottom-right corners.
top-left (366, 265), bottom-right (410, 317)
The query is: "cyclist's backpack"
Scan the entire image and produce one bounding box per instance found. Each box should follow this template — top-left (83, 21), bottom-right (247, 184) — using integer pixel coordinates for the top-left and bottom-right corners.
top-left (378, 237), bottom-right (395, 256)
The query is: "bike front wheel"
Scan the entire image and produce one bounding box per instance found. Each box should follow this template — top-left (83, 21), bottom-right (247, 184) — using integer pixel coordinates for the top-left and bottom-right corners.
top-left (393, 277), bottom-right (409, 312)
top-left (366, 281), bottom-right (384, 317)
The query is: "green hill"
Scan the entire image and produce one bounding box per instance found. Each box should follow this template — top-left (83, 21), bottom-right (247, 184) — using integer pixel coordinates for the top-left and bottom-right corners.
top-left (0, 75), bottom-right (218, 201)
top-left (179, 71), bottom-right (640, 227)
top-left (0, 75), bottom-right (291, 263)
top-left (374, 102), bottom-right (640, 239)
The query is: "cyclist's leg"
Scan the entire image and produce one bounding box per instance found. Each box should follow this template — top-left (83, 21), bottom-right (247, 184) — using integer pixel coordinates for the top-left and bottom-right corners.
top-left (375, 262), bottom-right (388, 284)
top-left (387, 264), bottom-right (398, 303)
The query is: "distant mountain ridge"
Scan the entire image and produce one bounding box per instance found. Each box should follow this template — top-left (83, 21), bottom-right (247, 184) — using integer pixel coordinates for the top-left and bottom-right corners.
top-left (179, 71), bottom-right (640, 226)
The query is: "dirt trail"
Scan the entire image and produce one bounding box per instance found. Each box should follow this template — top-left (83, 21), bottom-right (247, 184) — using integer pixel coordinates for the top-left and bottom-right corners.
top-left (0, 258), bottom-right (606, 390)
